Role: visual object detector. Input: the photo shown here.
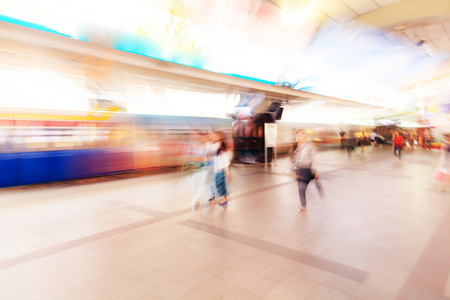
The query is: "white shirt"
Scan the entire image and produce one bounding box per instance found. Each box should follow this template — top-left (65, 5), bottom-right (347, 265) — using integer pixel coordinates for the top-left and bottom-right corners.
top-left (213, 151), bottom-right (231, 173)
top-left (292, 141), bottom-right (316, 169)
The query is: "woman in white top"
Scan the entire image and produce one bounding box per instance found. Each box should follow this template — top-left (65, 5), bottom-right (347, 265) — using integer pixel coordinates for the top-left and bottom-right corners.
top-left (291, 129), bottom-right (318, 213)
top-left (212, 131), bottom-right (231, 206)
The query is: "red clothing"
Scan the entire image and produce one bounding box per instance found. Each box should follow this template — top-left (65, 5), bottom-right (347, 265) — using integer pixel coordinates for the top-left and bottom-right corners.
top-left (394, 135), bottom-right (404, 147)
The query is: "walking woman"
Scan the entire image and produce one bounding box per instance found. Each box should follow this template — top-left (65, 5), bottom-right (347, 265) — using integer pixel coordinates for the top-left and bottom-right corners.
top-left (393, 131), bottom-right (404, 161)
top-left (434, 133), bottom-right (450, 192)
top-left (291, 129), bottom-right (318, 213)
top-left (211, 131), bottom-right (231, 206)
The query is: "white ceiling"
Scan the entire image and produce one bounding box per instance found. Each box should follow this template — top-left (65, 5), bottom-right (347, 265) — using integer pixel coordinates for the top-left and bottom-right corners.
top-left (270, 0), bottom-right (450, 57)
top-left (0, 0), bottom-right (449, 126)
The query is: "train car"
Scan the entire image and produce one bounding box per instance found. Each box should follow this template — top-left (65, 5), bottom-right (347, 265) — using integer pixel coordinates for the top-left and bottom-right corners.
top-left (0, 108), bottom-right (232, 188)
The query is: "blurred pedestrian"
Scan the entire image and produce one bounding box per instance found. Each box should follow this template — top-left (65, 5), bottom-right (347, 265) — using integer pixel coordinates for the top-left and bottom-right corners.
top-left (409, 130), bottom-right (415, 150)
top-left (434, 134), bottom-right (450, 192)
top-left (375, 135), bottom-right (384, 148)
top-left (288, 128), bottom-right (297, 163)
top-left (206, 129), bottom-right (218, 202)
top-left (402, 130), bottom-right (409, 144)
top-left (211, 131), bottom-right (231, 206)
top-left (359, 132), bottom-right (367, 153)
top-left (370, 131), bottom-right (377, 147)
top-left (393, 130), bottom-right (404, 161)
top-left (339, 128), bottom-right (346, 149)
top-left (424, 130), bottom-right (432, 151)
top-left (291, 129), bottom-right (318, 214)
top-left (345, 131), bottom-right (357, 157)
top-left (182, 132), bottom-right (209, 208)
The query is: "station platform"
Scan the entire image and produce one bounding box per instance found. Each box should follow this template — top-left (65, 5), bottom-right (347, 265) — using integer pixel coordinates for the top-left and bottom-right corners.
top-left (0, 146), bottom-right (449, 300)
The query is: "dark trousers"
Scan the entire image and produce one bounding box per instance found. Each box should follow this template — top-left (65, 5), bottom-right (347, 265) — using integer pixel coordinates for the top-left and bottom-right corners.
top-left (297, 181), bottom-right (309, 207)
top-left (394, 146), bottom-right (402, 159)
top-left (346, 146), bottom-right (354, 157)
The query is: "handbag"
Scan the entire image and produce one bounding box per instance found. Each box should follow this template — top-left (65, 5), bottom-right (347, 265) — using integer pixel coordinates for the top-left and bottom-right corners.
top-left (295, 167), bottom-right (315, 183)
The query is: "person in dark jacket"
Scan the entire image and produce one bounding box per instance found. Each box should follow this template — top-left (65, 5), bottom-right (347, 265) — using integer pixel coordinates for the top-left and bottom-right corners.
top-left (339, 128), bottom-right (346, 149)
top-left (345, 131), bottom-right (357, 157)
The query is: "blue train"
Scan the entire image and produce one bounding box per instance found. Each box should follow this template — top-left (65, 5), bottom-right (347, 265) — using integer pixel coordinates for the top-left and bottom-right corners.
top-left (0, 109), bottom-right (232, 188)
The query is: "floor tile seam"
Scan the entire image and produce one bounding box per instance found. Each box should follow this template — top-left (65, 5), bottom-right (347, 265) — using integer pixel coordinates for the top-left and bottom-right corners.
top-left (124, 205), bottom-right (170, 218)
top-left (0, 216), bottom-right (165, 271)
top-left (0, 180), bottom-right (294, 270)
top-left (230, 180), bottom-right (294, 199)
top-left (162, 180), bottom-right (295, 218)
top-left (396, 208), bottom-right (450, 299)
top-left (178, 219), bottom-right (369, 283)
top-left (165, 179), bottom-right (294, 216)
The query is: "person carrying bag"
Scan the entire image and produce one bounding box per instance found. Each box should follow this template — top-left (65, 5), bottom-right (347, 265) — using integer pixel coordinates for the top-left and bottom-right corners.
top-left (291, 129), bottom-right (318, 213)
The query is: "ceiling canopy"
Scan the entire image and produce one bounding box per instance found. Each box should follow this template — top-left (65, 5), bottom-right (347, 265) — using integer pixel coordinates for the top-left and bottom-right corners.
top-left (0, 0), bottom-right (449, 127)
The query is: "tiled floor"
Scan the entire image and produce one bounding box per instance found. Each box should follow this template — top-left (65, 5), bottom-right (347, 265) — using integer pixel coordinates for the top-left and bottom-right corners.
top-left (0, 146), bottom-right (449, 299)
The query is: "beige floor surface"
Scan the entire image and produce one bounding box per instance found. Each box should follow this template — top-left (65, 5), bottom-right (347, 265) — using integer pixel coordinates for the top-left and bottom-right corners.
top-left (0, 146), bottom-right (449, 300)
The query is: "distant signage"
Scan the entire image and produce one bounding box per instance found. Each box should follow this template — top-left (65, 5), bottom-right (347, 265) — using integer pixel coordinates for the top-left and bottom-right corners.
top-left (264, 123), bottom-right (277, 147)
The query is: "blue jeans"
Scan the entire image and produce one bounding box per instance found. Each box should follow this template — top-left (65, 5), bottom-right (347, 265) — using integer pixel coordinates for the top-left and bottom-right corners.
top-left (394, 146), bottom-right (402, 159)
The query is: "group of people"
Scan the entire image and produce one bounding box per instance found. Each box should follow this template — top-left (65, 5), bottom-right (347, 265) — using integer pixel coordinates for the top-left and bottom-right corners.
top-left (339, 128), bottom-right (416, 160)
top-left (183, 130), bottom-right (231, 208)
top-left (290, 128), bottom-right (450, 214)
top-left (339, 129), bottom-right (370, 157)
top-left (392, 130), bottom-right (450, 190)
top-left (184, 127), bottom-right (449, 214)
top-left (389, 130), bottom-right (450, 188)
